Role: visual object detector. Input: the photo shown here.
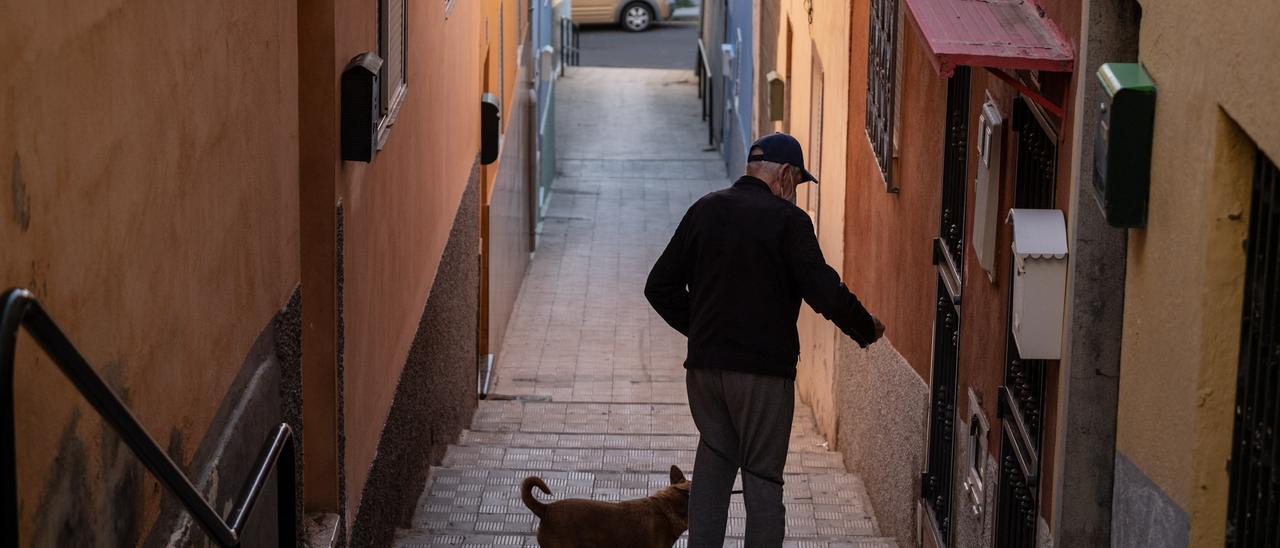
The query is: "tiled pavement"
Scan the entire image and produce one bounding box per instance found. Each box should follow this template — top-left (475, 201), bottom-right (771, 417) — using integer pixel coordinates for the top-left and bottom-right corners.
top-left (394, 68), bottom-right (896, 547)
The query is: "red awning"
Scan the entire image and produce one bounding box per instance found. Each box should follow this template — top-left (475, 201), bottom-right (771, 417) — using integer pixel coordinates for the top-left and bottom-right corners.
top-left (904, 0), bottom-right (1074, 78)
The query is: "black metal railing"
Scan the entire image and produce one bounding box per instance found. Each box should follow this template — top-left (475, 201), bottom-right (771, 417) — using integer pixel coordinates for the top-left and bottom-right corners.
top-left (920, 67), bottom-right (972, 547)
top-left (922, 279), bottom-right (960, 546)
top-left (0, 288), bottom-right (297, 547)
top-left (939, 66), bottom-right (972, 271)
top-left (1012, 98), bottom-right (1058, 211)
top-left (1226, 151), bottom-right (1280, 547)
top-left (696, 38), bottom-right (714, 147)
top-left (559, 17), bottom-right (580, 72)
top-left (994, 96), bottom-right (1057, 548)
top-left (995, 357), bottom-right (1044, 548)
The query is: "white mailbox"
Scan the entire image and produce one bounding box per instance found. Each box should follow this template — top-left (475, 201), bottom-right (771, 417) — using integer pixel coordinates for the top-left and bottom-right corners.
top-left (1007, 208), bottom-right (1068, 360)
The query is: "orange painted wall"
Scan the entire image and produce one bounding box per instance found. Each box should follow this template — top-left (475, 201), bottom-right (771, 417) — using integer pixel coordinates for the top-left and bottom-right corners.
top-left (844, 0), bottom-right (1080, 527)
top-left (843, 0), bottom-right (947, 381)
top-left (330, 0), bottom-right (485, 525)
top-left (481, 0), bottom-right (533, 359)
top-left (0, 0), bottom-right (300, 542)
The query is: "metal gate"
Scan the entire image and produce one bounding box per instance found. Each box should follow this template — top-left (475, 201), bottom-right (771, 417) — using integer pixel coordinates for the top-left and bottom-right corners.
top-left (922, 66), bottom-right (970, 546)
top-left (1226, 151), bottom-right (1280, 547)
top-left (993, 97), bottom-right (1056, 548)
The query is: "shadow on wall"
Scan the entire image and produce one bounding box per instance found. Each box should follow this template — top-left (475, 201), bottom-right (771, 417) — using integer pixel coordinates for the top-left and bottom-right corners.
top-left (25, 290), bottom-right (303, 548)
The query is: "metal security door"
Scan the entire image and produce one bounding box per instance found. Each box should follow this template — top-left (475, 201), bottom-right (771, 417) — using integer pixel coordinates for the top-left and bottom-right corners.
top-left (994, 97), bottom-right (1057, 548)
top-left (922, 66), bottom-right (970, 547)
top-left (1226, 151), bottom-right (1280, 547)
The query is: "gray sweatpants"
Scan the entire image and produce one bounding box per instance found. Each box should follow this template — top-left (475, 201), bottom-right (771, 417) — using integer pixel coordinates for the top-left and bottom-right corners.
top-left (685, 367), bottom-right (795, 548)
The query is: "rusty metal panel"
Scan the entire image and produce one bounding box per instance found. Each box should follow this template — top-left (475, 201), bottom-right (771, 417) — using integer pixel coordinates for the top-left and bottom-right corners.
top-left (903, 0), bottom-right (1074, 77)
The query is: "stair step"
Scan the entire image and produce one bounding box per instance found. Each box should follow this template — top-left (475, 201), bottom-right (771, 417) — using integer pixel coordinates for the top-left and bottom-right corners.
top-left (469, 400), bottom-right (831, 441)
top-left (441, 444), bottom-right (848, 474)
top-left (411, 467), bottom-right (880, 539)
top-left (394, 530), bottom-right (901, 547)
top-left (459, 429), bottom-right (837, 454)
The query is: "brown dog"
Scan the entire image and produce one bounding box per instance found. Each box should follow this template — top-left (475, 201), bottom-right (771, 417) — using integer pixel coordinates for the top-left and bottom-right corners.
top-left (520, 465), bottom-right (691, 548)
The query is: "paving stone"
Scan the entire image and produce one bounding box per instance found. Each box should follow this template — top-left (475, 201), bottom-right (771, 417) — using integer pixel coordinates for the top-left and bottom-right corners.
top-left (395, 67), bottom-right (894, 548)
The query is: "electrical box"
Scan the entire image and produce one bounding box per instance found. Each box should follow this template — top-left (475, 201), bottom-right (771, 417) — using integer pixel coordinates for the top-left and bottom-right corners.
top-left (767, 71), bottom-right (785, 121)
top-left (480, 93), bottom-right (501, 165)
top-left (1093, 63), bottom-right (1156, 228)
top-left (341, 52), bottom-right (383, 162)
top-left (972, 94), bottom-right (1003, 280)
top-left (538, 44), bottom-right (555, 82)
top-left (1007, 208), bottom-right (1068, 360)
top-left (720, 43), bottom-right (735, 78)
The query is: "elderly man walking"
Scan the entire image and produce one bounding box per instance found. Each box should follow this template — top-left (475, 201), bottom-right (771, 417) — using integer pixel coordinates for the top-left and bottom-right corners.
top-left (644, 133), bottom-right (884, 547)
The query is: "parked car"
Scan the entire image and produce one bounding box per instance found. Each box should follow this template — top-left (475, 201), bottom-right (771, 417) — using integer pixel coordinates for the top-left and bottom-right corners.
top-left (572, 0), bottom-right (673, 32)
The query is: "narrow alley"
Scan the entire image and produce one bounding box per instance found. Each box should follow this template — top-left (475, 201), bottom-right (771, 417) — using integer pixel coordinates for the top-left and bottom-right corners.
top-left (392, 68), bottom-right (896, 547)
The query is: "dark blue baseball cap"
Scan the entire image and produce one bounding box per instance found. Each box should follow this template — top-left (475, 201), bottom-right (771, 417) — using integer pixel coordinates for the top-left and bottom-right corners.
top-left (748, 133), bottom-right (817, 183)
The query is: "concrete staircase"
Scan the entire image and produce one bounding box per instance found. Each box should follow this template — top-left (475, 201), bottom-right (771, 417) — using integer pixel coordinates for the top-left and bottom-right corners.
top-left (392, 400), bottom-right (897, 547)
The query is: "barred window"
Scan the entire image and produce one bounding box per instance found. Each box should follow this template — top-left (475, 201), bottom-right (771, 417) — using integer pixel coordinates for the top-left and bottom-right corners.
top-left (378, 0), bottom-right (408, 142)
top-left (865, 0), bottom-right (900, 190)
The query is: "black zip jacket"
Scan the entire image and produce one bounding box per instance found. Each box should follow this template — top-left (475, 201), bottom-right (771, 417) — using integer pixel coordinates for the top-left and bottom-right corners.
top-left (645, 176), bottom-right (878, 380)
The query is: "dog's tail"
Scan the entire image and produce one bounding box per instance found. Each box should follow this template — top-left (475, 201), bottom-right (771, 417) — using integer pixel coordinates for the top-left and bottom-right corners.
top-left (521, 476), bottom-right (552, 518)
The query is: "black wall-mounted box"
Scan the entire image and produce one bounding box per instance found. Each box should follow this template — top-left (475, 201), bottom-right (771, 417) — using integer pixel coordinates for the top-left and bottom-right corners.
top-left (480, 93), bottom-right (501, 165)
top-left (341, 52), bottom-right (383, 162)
top-left (1093, 63), bottom-right (1156, 228)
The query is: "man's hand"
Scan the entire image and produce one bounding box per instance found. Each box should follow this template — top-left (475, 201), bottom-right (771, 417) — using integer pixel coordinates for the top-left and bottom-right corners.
top-left (872, 315), bottom-right (886, 343)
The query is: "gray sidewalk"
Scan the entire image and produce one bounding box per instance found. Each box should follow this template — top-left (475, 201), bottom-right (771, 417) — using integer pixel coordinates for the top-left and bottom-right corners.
top-left (394, 68), bottom-right (894, 547)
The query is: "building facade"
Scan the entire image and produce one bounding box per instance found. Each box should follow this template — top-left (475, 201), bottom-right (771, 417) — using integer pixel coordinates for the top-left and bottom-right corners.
top-left (700, 0), bottom-right (755, 171)
top-left (2, 0), bottom-right (534, 545)
top-left (752, 0), bottom-right (855, 446)
top-left (754, 0), bottom-right (1090, 545)
top-left (754, 0), bottom-right (1280, 546)
top-left (1108, 1), bottom-right (1280, 546)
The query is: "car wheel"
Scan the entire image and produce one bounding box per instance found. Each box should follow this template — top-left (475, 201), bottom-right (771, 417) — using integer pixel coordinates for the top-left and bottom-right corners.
top-left (621, 2), bottom-right (654, 32)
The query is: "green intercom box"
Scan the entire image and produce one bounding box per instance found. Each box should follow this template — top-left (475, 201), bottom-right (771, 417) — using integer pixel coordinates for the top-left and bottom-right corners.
top-left (1093, 63), bottom-right (1156, 228)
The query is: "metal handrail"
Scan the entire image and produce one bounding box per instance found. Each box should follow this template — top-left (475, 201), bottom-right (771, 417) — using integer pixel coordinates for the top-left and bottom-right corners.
top-left (696, 38), bottom-right (714, 146)
top-left (697, 38), bottom-right (711, 80)
top-left (559, 17), bottom-right (580, 73)
top-left (0, 288), bottom-right (297, 547)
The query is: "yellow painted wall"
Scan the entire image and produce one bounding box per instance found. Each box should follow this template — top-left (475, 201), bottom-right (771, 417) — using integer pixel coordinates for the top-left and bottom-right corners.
top-left (761, 0), bottom-right (852, 442)
top-left (0, 0), bottom-right (299, 542)
top-left (1117, 0), bottom-right (1280, 544)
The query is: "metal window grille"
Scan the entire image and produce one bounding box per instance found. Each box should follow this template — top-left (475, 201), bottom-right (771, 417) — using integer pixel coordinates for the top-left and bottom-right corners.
top-left (865, 0), bottom-right (899, 189)
top-left (923, 279), bottom-right (961, 545)
top-left (1226, 151), bottom-right (1280, 547)
top-left (994, 97), bottom-right (1056, 548)
top-left (921, 67), bottom-right (972, 548)
top-left (379, 0), bottom-right (407, 113)
top-left (939, 67), bottom-right (972, 272)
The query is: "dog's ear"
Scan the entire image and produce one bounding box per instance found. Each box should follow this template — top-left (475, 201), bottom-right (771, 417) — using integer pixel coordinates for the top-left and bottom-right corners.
top-left (670, 465), bottom-right (686, 485)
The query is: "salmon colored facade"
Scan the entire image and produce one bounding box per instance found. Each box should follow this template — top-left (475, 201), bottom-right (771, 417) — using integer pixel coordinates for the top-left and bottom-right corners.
top-left (3, 0), bottom-right (532, 545)
top-left (480, 0), bottom-right (536, 373)
top-left (754, 0), bottom-right (855, 445)
top-left (3, 0), bottom-right (301, 544)
top-left (756, 0), bottom-right (1084, 545)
